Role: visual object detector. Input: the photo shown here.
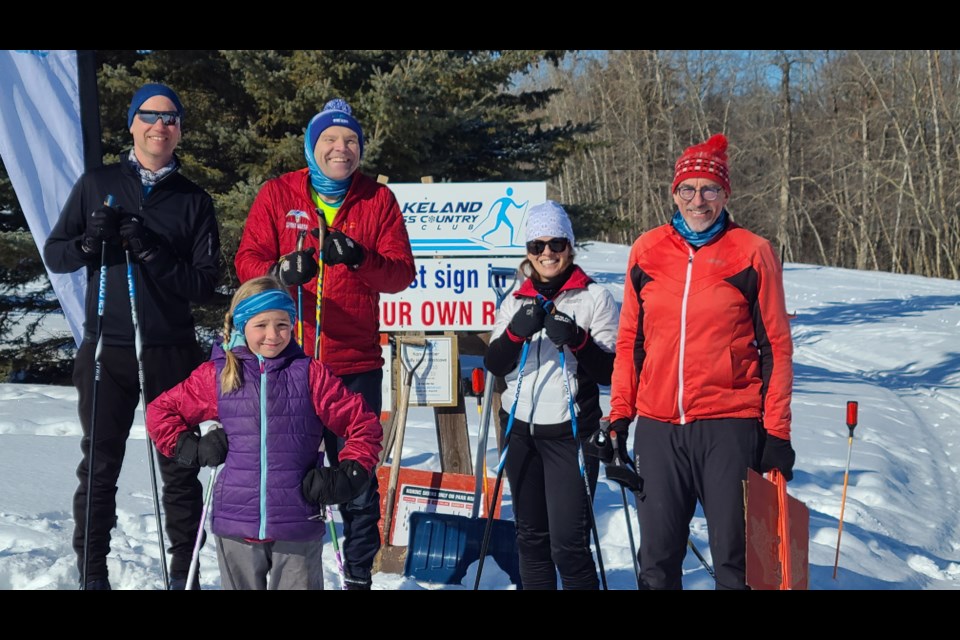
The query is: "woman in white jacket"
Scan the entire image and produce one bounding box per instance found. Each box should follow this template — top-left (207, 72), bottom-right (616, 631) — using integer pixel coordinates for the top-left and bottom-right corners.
top-left (484, 201), bottom-right (619, 590)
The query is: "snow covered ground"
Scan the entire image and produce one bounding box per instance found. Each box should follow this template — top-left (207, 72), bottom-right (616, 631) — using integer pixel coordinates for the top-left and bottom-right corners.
top-left (2, 241), bottom-right (959, 589)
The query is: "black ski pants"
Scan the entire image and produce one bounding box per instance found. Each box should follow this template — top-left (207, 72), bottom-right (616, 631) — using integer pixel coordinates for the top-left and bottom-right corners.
top-left (72, 341), bottom-right (205, 583)
top-left (633, 416), bottom-right (764, 590)
top-left (322, 368), bottom-right (383, 585)
top-left (504, 428), bottom-right (600, 590)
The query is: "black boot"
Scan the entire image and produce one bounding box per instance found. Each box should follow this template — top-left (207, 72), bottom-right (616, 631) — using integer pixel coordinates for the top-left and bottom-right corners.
top-left (343, 576), bottom-right (372, 590)
top-left (83, 577), bottom-right (112, 590)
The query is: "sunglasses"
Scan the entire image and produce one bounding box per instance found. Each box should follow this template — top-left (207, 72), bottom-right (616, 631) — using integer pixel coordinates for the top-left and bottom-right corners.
top-left (526, 237), bottom-right (570, 255)
top-left (137, 110), bottom-right (181, 126)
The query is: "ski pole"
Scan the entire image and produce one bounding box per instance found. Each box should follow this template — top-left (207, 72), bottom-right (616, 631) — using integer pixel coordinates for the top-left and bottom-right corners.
top-left (125, 244), bottom-right (170, 589)
top-left (474, 339), bottom-right (529, 590)
top-left (295, 229), bottom-right (307, 349)
top-left (558, 347), bottom-right (608, 590)
top-left (608, 429), bottom-right (641, 588)
top-left (833, 400), bottom-right (858, 580)
top-left (81, 194), bottom-right (113, 590)
top-left (319, 438), bottom-right (347, 589)
top-left (325, 505), bottom-right (346, 590)
top-left (687, 537), bottom-right (715, 580)
top-left (472, 266), bottom-right (518, 519)
top-left (470, 368), bottom-right (492, 516)
top-left (311, 215), bottom-right (328, 361)
top-left (187, 458), bottom-right (219, 590)
top-left (538, 294), bottom-right (608, 589)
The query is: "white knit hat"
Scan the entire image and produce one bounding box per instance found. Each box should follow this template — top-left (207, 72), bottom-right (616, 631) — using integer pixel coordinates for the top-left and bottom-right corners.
top-left (525, 200), bottom-right (575, 245)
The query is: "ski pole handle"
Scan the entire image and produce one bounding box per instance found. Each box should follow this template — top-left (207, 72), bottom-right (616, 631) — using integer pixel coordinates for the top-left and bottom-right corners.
top-left (846, 401), bottom-right (858, 437)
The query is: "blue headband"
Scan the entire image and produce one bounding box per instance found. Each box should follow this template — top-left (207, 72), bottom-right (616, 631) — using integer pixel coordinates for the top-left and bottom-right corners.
top-left (231, 289), bottom-right (297, 341)
top-left (127, 83), bottom-right (184, 128)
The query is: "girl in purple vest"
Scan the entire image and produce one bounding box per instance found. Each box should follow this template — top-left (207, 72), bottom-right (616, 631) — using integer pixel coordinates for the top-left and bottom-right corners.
top-left (147, 276), bottom-right (382, 589)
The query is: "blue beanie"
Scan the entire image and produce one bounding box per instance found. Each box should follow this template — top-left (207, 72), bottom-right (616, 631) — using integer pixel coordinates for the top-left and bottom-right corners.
top-left (305, 98), bottom-right (364, 159)
top-left (127, 83), bottom-right (184, 128)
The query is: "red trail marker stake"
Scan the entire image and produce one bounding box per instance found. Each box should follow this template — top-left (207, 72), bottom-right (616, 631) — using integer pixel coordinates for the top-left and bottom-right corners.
top-left (833, 400), bottom-right (858, 579)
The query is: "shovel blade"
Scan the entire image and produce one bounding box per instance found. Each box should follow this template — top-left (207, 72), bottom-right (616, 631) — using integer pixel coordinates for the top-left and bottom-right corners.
top-left (403, 511), bottom-right (522, 587)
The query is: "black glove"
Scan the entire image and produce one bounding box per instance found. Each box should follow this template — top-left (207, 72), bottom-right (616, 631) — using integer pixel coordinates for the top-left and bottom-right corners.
top-left (277, 247), bottom-right (318, 286)
top-left (760, 435), bottom-right (796, 482)
top-left (544, 309), bottom-right (586, 348)
top-left (119, 215), bottom-right (159, 261)
top-left (322, 230), bottom-right (365, 267)
top-left (605, 462), bottom-right (644, 496)
top-left (81, 205), bottom-right (121, 254)
top-left (174, 428), bottom-right (228, 468)
top-left (301, 459), bottom-right (370, 505)
top-left (197, 426), bottom-right (228, 467)
top-left (584, 418), bottom-right (631, 465)
top-left (507, 303), bottom-right (546, 339)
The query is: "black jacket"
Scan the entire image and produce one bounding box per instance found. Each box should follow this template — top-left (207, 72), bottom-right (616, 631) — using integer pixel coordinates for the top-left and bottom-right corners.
top-left (43, 158), bottom-right (221, 347)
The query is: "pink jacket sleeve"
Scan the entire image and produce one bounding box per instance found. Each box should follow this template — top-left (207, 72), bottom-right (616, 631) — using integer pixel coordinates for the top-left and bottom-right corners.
top-left (146, 361), bottom-right (219, 457)
top-left (309, 361), bottom-right (383, 472)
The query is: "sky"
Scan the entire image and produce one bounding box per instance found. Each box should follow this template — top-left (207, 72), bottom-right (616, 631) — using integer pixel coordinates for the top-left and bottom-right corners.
top-left (1, 240), bottom-right (959, 590)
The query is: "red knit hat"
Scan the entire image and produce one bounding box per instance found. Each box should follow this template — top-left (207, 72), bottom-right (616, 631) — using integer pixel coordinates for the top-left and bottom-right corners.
top-left (672, 133), bottom-right (731, 195)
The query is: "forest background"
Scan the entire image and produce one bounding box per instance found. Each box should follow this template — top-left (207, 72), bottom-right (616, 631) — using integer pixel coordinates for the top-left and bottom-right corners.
top-left (2, 50), bottom-right (958, 382)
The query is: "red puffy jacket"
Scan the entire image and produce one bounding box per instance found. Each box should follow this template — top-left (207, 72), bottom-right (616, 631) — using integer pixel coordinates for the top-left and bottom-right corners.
top-left (235, 170), bottom-right (415, 376)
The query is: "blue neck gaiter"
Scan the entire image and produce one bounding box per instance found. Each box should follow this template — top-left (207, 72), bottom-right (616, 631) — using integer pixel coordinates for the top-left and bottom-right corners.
top-left (304, 134), bottom-right (353, 200)
top-left (671, 209), bottom-right (728, 247)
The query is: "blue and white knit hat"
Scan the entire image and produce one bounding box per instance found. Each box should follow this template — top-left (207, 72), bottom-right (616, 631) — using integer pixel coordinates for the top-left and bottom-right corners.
top-left (305, 98), bottom-right (364, 159)
top-left (525, 200), bottom-right (575, 245)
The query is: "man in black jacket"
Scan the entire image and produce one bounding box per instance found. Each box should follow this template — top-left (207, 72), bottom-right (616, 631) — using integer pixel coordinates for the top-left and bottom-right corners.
top-left (43, 83), bottom-right (221, 590)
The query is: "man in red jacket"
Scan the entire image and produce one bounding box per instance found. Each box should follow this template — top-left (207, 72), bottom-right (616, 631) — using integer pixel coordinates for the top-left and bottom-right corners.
top-left (235, 99), bottom-right (415, 589)
top-left (604, 133), bottom-right (795, 590)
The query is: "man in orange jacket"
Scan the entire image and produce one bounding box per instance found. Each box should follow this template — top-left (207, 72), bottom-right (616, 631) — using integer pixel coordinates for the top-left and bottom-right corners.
top-left (604, 133), bottom-right (795, 590)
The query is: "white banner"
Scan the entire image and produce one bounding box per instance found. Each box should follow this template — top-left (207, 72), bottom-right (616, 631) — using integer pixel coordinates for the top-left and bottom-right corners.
top-left (0, 49), bottom-right (87, 345)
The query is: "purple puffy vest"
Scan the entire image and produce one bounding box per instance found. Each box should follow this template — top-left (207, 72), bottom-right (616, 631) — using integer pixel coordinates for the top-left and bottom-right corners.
top-left (210, 342), bottom-right (326, 542)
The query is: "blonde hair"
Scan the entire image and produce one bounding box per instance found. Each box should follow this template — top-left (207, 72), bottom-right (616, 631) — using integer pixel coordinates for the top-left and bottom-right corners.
top-left (220, 276), bottom-right (288, 394)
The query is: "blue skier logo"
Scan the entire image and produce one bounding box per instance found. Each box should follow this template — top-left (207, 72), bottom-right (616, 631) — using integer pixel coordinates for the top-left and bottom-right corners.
top-left (477, 187), bottom-right (528, 247)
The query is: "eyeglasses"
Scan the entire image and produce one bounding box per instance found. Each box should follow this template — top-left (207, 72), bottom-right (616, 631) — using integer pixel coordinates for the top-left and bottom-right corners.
top-left (675, 185), bottom-right (724, 202)
top-left (526, 238), bottom-right (570, 255)
top-left (137, 110), bottom-right (181, 126)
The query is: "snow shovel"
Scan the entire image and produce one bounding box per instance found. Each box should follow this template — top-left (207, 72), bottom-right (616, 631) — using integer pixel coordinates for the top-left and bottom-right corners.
top-left (402, 267), bottom-right (523, 586)
top-left (372, 336), bottom-right (429, 575)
